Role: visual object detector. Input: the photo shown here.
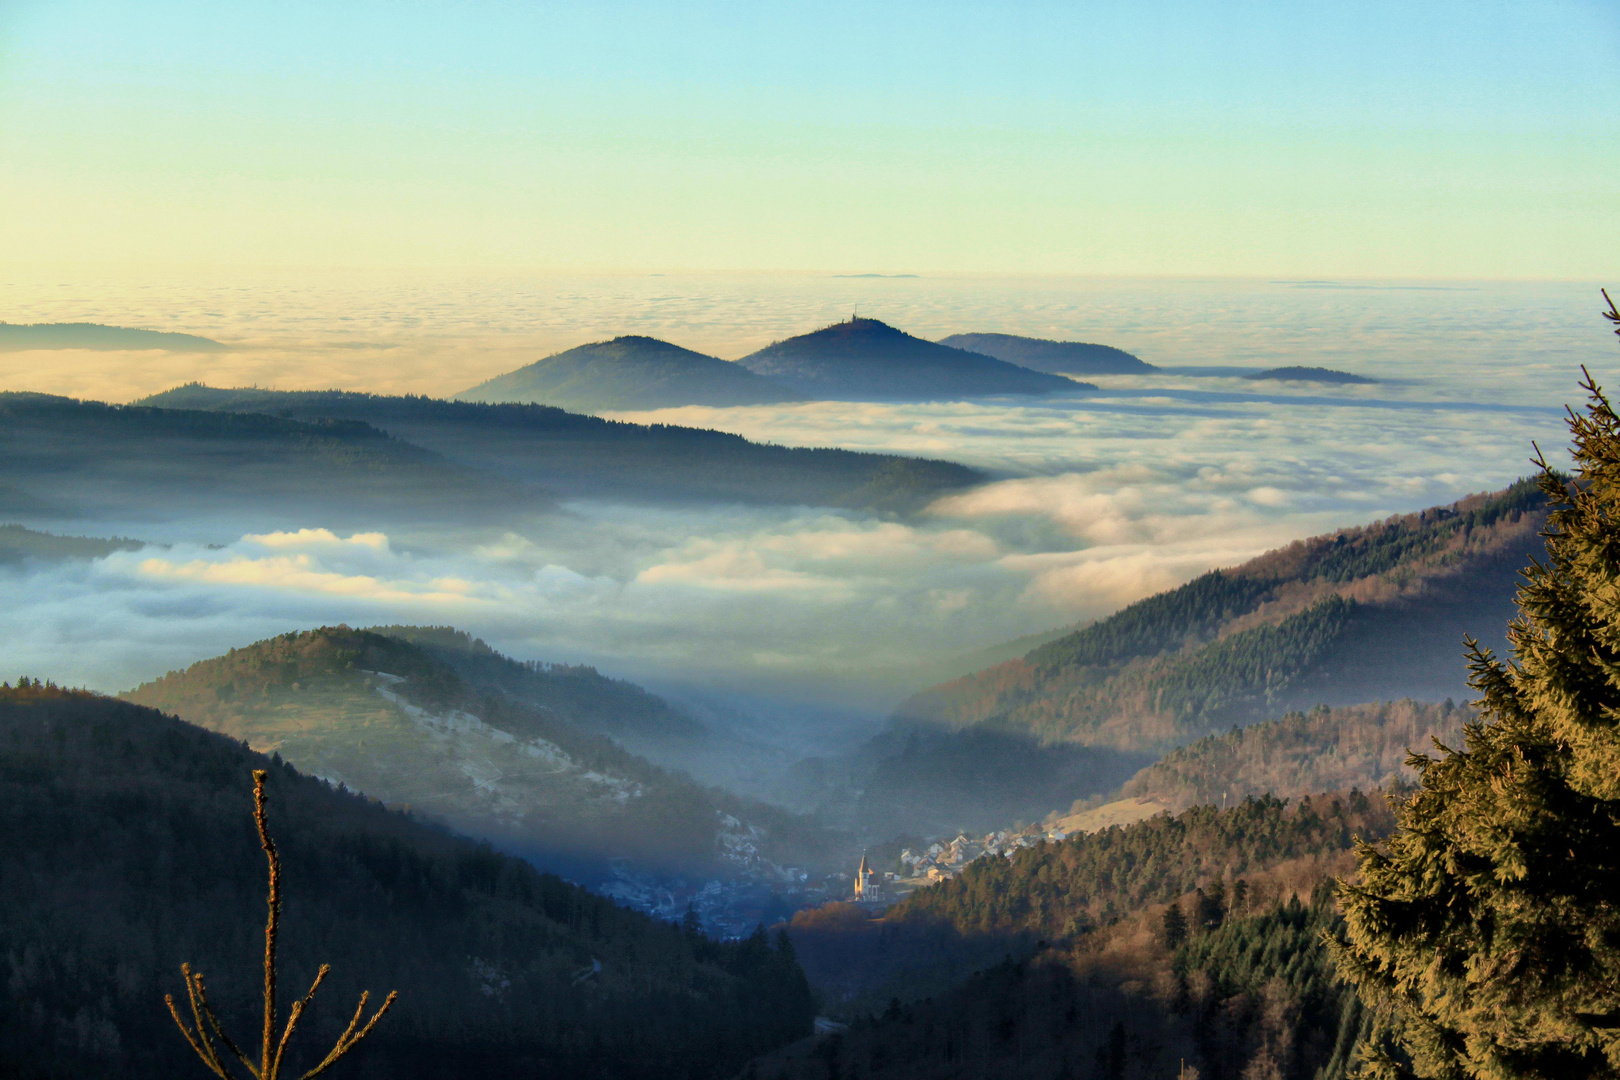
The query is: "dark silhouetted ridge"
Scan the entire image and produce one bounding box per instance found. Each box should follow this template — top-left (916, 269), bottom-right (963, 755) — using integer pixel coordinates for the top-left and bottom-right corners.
top-left (736, 318), bottom-right (1086, 401)
top-left (0, 321), bottom-right (226, 351)
top-left (938, 332), bottom-right (1154, 375)
top-left (1244, 365), bottom-right (1374, 384)
top-left (133, 384), bottom-right (983, 512)
top-left (457, 335), bottom-right (805, 412)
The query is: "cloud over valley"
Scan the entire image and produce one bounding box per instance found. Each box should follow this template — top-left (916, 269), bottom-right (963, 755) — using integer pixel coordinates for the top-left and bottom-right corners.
top-left (0, 273), bottom-right (1599, 726)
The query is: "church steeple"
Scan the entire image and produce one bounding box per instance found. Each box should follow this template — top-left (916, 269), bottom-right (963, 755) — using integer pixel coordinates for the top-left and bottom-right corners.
top-left (854, 853), bottom-right (869, 899)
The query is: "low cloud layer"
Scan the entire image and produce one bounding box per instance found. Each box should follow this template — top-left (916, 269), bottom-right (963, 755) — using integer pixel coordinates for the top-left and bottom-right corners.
top-left (0, 272), bottom-right (1602, 728)
top-left (1, 379), bottom-right (1568, 713)
top-left (0, 272), bottom-right (1608, 405)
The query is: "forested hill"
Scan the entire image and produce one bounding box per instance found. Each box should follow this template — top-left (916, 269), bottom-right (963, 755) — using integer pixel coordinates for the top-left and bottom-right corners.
top-left (0, 683), bottom-right (813, 1080)
top-left (133, 384), bottom-right (981, 513)
top-left (891, 790), bottom-right (1392, 940)
top-left (121, 626), bottom-right (848, 879)
top-left (0, 523), bottom-right (145, 563)
top-left (1122, 698), bottom-right (1469, 811)
top-left (893, 478), bottom-right (1546, 752)
top-left (735, 318), bottom-right (1087, 400)
top-left (767, 791), bottom-right (1395, 1080)
top-left (371, 624), bottom-right (705, 739)
top-left (456, 335), bottom-right (806, 411)
top-left (0, 391), bottom-right (517, 526)
top-left (937, 332), bottom-right (1155, 375)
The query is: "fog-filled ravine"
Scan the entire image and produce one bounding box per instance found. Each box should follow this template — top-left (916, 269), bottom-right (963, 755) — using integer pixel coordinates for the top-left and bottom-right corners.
top-left (0, 273), bottom-right (1608, 929)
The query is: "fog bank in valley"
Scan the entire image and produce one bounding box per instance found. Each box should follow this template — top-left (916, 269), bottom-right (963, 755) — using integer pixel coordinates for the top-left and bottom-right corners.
top-left (0, 272), bottom-right (1603, 772)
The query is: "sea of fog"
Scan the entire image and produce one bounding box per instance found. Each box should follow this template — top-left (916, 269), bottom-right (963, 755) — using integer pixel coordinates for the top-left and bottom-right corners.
top-left (0, 271), bottom-right (1612, 746)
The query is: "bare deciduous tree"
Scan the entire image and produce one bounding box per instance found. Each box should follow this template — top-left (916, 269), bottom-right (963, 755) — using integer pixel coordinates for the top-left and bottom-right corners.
top-left (166, 769), bottom-right (397, 1079)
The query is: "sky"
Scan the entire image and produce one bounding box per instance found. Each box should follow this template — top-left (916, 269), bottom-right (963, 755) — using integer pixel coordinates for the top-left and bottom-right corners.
top-left (2, 1), bottom-right (1617, 277)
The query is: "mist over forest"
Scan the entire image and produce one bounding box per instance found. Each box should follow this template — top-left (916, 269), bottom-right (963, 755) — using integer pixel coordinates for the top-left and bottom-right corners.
top-left (6, 0), bottom-right (1618, 1069)
top-left (8, 283), bottom-right (1620, 1080)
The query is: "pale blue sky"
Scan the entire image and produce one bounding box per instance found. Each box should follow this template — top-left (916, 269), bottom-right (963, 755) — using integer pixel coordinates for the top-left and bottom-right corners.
top-left (2, 1), bottom-right (1616, 275)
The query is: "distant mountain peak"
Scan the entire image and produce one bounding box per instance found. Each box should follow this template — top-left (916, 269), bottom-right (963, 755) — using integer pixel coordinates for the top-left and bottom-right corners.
top-left (812, 316), bottom-right (906, 336)
top-left (456, 334), bottom-right (804, 412)
top-left (738, 319), bottom-right (1088, 401)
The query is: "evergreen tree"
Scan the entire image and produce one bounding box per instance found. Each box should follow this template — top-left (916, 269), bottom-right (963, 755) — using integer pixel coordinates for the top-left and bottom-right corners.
top-left (1334, 369), bottom-right (1620, 1079)
top-left (1162, 901), bottom-right (1189, 950)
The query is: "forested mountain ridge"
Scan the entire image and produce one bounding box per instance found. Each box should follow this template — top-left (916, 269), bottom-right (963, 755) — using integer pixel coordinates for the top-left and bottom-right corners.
top-left (768, 791), bottom-right (1396, 1080)
top-left (1121, 698), bottom-right (1469, 811)
top-left (0, 523), bottom-right (146, 563)
top-left (0, 391), bottom-right (517, 525)
top-left (889, 790), bottom-right (1392, 940)
top-left (735, 318), bottom-right (1086, 400)
top-left (121, 626), bottom-right (848, 879)
top-left (133, 384), bottom-right (981, 513)
top-left (892, 478), bottom-right (1546, 753)
top-left (763, 890), bottom-right (1366, 1080)
top-left (456, 335), bottom-right (806, 411)
top-left (937, 332), bottom-right (1155, 375)
top-left (371, 624), bottom-right (705, 739)
top-left (0, 683), bottom-right (813, 1080)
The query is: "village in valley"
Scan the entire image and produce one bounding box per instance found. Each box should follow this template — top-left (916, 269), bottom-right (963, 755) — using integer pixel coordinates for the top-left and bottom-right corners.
top-left (852, 796), bottom-right (1170, 903)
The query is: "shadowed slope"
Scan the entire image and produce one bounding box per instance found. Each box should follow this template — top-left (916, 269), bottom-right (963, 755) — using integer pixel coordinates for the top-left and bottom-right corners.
top-left (761, 792), bottom-right (1395, 1080)
top-left (839, 481), bottom-right (1545, 836)
top-left (0, 391), bottom-right (519, 526)
top-left (893, 479), bottom-right (1545, 753)
top-left (136, 385), bottom-right (982, 513)
top-left (0, 682), bottom-right (813, 1080)
top-left (121, 626), bottom-right (848, 878)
